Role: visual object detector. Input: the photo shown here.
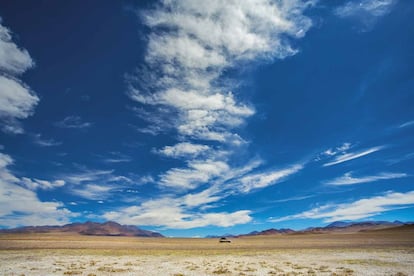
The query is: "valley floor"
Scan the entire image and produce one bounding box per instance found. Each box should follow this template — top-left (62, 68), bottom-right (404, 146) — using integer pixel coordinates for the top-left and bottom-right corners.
top-left (1, 229), bottom-right (413, 275)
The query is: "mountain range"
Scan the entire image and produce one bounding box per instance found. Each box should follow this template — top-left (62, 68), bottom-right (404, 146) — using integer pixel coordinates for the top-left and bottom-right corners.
top-left (1, 220), bottom-right (412, 238)
top-left (207, 220), bottom-right (413, 238)
top-left (0, 221), bottom-right (163, 237)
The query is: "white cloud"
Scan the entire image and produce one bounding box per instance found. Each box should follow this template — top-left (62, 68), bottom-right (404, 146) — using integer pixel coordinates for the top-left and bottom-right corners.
top-left (71, 183), bottom-right (118, 200)
top-left (0, 20), bottom-right (34, 74)
top-left (0, 76), bottom-right (39, 134)
top-left (272, 195), bottom-right (314, 203)
top-left (271, 190), bottom-right (414, 222)
top-left (0, 20), bottom-right (38, 134)
top-left (323, 146), bottom-right (383, 167)
top-left (238, 164), bottom-right (303, 193)
top-left (326, 171), bottom-right (407, 185)
top-left (160, 159), bottom-right (229, 189)
top-left (122, 1), bottom-right (316, 228)
top-left (55, 115), bottom-right (92, 129)
top-left (316, 142), bottom-right (352, 160)
top-left (335, 0), bottom-right (397, 30)
top-left (32, 133), bottom-right (62, 147)
top-left (157, 142), bottom-right (210, 158)
top-left (21, 177), bottom-right (65, 190)
top-left (101, 157), bottom-right (303, 229)
top-left (399, 120), bottom-right (414, 128)
top-left (103, 197), bottom-right (251, 229)
top-left (64, 169), bottom-right (114, 185)
top-left (100, 152), bottom-right (132, 163)
top-left (0, 152), bottom-right (75, 227)
top-left (103, 158), bottom-right (131, 163)
top-left (137, 175), bottom-right (154, 184)
top-left (336, 0), bottom-right (396, 17)
top-left (62, 168), bottom-right (134, 200)
top-left (129, 0), bottom-right (314, 143)
top-left (130, 106), bottom-right (175, 136)
top-left (182, 188), bottom-right (222, 207)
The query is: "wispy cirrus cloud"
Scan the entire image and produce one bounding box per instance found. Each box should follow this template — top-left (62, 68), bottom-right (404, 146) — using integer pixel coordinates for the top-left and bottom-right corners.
top-left (0, 18), bottom-right (38, 134)
top-left (335, 0), bottom-right (397, 30)
top-left (237, 164), bottom-right (303, 193)
top-left (159, 159), bottom-right (230, 190)
top-left (325, 171), bottom-right (407, 185)
top-left (63, 168), bottom-right (134, 200)
top-left (71, 183), bottom-right (119, 201)
top-left (323, 146), bottom-right (384, 167)
top-left (32, 133), bottom-right (62, 147)
top-left (55, 115), bottom-right (92, 129)
top-left (98, 151), bottom-right (132, 163)
top-left (20, 177), bottom-right (65, 190)
top-left (399, 120), bottom-right (414, 129)
top-left (270, 190), bottom-right (414, 223)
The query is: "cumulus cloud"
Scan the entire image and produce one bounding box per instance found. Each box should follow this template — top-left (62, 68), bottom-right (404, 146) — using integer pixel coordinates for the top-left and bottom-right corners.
top-left (335, 0), bottom-right (397, 30)
top-left (103, 197), bottom-right (251, 229)
top-left (122, 0), bottom-right (316, 229)
top-left (98, 156), bottom-right (305, 229)
top-left (0, 152), bottom-right (75, 227)
top-left (0, 20), bottom-right (38, 134)
top-left (323, 146), bottom-right (383, 167)
top-left (129, 0), bottom-right (314, 143)
top-left (270, 190), bottom-right (414, 222)
top-left (326, 171), bottom-right (407, 185)
top-left (0, 76), bottom-right (38, 134)
top-left (0, 19), bottom-right (34, 74)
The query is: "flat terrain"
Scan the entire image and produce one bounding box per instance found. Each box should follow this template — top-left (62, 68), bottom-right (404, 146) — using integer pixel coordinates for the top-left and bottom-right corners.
top-left (1, 227), bottom-right (413, 275)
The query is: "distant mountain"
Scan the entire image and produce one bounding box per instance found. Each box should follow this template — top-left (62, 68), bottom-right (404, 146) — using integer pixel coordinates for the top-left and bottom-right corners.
top-left (239, 228), bottom-right (295, 237)
top-left (205, 234), bottom-right (238, 238)
top-left (206, 228), bottom-right (295, 238)
top-left (325, 221), bottom-right (353, 228)
top-left (325, 220), bottom-right (404, 229)
top-left (206, 221), bottom-right (412, 238)
top-left (302, 220), bottom-right (406, 234)
top-left (0, 221), bottom-right (164, 237)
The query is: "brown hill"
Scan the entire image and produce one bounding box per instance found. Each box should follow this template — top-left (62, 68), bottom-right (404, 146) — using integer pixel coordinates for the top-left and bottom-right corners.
top-left (301, 221), bottom-right (408, 234)
top-left (238, 228), bottom-right (295, 237)
top-left (0, 221), bottom-right (163, 237)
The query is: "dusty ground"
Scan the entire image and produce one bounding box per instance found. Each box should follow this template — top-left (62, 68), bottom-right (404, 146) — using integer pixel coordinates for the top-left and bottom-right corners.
top-left (0, 229), bottom-right (413, 275)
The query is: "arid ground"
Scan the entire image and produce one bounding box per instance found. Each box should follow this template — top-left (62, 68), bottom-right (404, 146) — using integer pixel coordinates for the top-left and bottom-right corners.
top-left (1, 227), bottom-right (413, 275)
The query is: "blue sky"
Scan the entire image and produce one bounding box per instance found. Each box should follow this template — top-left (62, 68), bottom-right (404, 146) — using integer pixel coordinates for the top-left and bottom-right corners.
top-left (0, 0), bottom-right (413, 237)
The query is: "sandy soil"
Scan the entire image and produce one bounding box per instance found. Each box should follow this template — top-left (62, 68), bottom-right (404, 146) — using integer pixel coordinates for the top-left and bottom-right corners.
top-left (1, 248), bottom-right (413, 275)
top-left (1, 231), bottom-right (413, 275)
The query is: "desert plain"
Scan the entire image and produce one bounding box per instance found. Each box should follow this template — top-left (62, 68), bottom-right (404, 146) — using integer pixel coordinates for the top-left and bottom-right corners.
top-left (1, 226), bottom-right (413, 276)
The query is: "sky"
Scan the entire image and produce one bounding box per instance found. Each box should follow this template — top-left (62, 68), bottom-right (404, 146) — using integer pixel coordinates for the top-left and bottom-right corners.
top-left (0, 0), bottom-right (413, 237)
